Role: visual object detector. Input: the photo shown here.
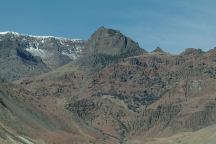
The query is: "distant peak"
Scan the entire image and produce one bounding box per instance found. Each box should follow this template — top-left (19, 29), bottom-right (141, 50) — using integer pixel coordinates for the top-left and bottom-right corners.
top-left (153, 47), bottom-right (164, 53)
top-left (87, 27), bottom-right (146, 56)
top-left (206, 47), bottom-right (216, 55)
top-left (98, 26), bottom-right (106, 30)
top-left (94, 26), bottom-right (121, 36)
top-left (181, 48), bottom-right (204, 55)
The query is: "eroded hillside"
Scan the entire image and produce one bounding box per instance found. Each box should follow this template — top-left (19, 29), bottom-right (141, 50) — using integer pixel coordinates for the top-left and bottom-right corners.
top-left (1, 27), bottom-right (216, 144)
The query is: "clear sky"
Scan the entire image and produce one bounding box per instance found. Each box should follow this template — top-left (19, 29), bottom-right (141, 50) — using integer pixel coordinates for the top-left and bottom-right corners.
top-left (1, 0), bottom-right (216, 53)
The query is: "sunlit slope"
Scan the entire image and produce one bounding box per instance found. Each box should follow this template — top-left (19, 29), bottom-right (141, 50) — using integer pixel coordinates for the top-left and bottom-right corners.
top-left (128, 124), bottom-right (216, 144)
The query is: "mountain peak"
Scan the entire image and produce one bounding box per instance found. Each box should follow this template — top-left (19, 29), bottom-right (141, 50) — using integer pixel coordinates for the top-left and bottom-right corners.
top-left (97, 26), bottom-right (107, 31)
top-left (181, 48), bottom-right (204, 55)
top-left (94, 26), bottom-right (121, 35)
top-left (86, 27), bottom-right (146, 56)
top-left (152, 47), bottom-right (164, 53)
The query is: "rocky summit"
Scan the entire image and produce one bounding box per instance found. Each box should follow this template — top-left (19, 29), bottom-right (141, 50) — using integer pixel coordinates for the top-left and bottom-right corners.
top-left (86, 26), bottom-right (146, 56)
top-left (1, 27), bottom-right (216, 144)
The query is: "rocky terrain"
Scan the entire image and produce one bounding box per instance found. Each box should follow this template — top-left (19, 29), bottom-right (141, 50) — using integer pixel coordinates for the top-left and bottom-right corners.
top-left (1, 27), bottom-right (216, 144)
top-left (0, 32), bottom-right (85, 82)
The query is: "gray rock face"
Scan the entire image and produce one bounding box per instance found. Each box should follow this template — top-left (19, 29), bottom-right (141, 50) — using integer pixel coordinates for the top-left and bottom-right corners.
top-left (0, 32), bottom-right (86, 68)
top-left (86, 26), bottom-right (146, 56)
top-left (0, 32), bottom-right (85, 81)
top-left (79, 27), bottom-right (147, 70)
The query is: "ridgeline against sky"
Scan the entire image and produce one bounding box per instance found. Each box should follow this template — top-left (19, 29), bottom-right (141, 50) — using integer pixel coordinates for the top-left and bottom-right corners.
top-left (1, 0), bottom-right (216, 53)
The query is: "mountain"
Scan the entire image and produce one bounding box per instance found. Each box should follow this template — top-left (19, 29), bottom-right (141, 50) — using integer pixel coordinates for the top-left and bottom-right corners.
top-left (17, 47), bottom-right (216, 143)
top-left (0, 32), bottom-right (85, 81)
top-left (86, 26), bottom-right (146, 56)
top-left (1, 27), bottom-right (216, 144)
top-left (152, 47), bottom-right (165, 53)
top-left (79, 27), bottom-right (146, 70)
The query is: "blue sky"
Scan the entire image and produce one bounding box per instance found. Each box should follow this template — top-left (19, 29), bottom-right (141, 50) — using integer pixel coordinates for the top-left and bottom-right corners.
top-left (1, 0), bottom-right (216, 53)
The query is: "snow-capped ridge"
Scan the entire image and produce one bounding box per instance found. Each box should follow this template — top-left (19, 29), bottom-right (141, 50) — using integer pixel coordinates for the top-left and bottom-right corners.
top-left (0, 31), bottom-right (20, 36)
top-left (0, 31), bottom-right (86, 62)
top-left (0, 31), bottom-right (83, 42)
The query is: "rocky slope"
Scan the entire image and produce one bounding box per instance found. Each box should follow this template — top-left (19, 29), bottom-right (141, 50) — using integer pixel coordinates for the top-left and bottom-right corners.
top-left (0, 32), bottom-right (85, 82)
top-left (0, 82), bottom-right (105, 144)
top-left (128, 124), bottom-right (216, 144)
top-left (18, 47), bottom-right (216, 143)
top-left (1, 27), bottom-right (216, 144)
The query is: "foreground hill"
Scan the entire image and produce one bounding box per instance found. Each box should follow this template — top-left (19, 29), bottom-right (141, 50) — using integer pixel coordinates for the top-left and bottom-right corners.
top-left (128, 124), bottom-right (216, 144)
top-left (0, 82), bottom-right (105, 144)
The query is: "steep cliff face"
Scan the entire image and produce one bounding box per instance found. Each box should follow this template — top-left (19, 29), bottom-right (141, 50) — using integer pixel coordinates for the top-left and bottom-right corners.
top-left (79, 27), bottom-right (146, 73)
top-left (86, 26), bottom-right (145, 56)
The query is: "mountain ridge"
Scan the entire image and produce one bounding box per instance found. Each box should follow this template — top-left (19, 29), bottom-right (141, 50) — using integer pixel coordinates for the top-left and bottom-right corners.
top-left (0, 31), bottom-right (82, 41)
top-left (0, 31), bottom-right (86, 82)
top-left (1, 27), bottom-right (216, 144)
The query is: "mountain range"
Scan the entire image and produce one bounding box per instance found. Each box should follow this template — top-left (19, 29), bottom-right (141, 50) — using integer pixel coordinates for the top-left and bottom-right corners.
top-left (0, 27), bottom-right (216, 144)
top-left (0, 31), bottom-right (85, 81)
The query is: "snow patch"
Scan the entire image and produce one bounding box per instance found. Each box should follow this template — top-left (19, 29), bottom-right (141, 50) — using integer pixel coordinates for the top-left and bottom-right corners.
top-left (0, 31), bottom-right (85, 60)
top-left (75, 46), bottom-right (83, 52)
top-left (0, 31), bottom-right (82, 42)
top-left (0, 31), bottom-right (20, 35)
top-left (26, 47), bottom-right (47, 58)
top-left (61, 51), bottom-right (77, 59)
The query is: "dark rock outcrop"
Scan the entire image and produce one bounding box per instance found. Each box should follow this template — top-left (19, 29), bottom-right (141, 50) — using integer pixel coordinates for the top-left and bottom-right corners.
top-left (86, 26), bottom-right (146, 56)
